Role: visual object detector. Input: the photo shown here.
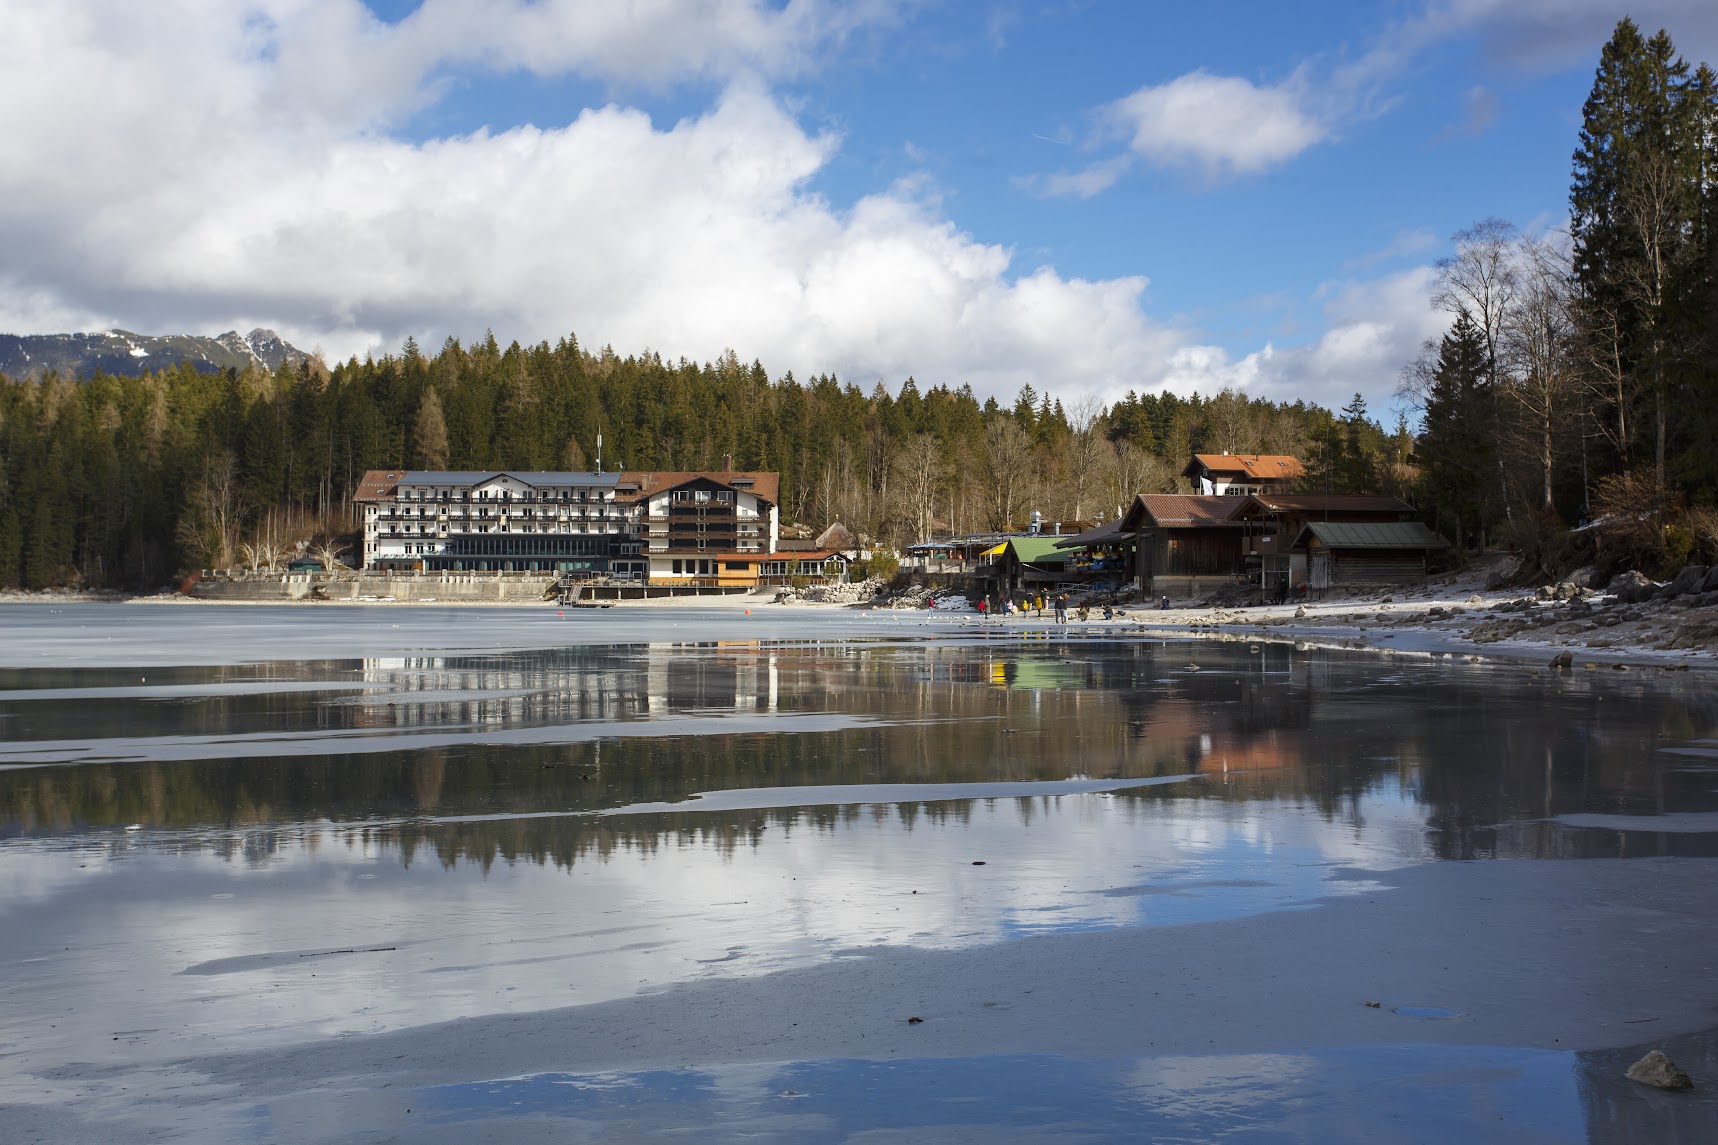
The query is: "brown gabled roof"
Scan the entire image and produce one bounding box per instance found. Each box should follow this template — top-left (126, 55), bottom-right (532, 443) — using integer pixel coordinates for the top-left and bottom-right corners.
top-left (1183, 453), bottom-right (1305, 480)
top-left (1126, 494), bottom-right (1246, 529)
top-left (1230, 494), bottom-right (1415, 518)
top-left (353, 469), bottom-right (403, 502)
top-left (616, 470), bottom-right (780, 506)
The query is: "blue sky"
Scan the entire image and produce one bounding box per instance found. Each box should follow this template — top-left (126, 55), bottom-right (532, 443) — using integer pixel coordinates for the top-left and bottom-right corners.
top-left (3, 1), bottom-right (1716, 414)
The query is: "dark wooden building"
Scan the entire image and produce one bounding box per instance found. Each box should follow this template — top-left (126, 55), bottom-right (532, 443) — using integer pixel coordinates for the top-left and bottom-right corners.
top-left (1120, 495), bottom-right (1246, 598)
top-left (1229, 494), bottom-right (1417, 602)
top-left (1292, 521), bottom-right (1450, 591)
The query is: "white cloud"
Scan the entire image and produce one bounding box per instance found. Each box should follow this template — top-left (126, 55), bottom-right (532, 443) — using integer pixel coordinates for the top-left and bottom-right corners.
top-left (0, 0), bottom-right (1454, 415)
top-left (1179, 267), bottom-right (1449, 417)
top-left (1106, 70), bottom-right (1328, 177)
top-left (0, 1), bottom-right (1200, 405)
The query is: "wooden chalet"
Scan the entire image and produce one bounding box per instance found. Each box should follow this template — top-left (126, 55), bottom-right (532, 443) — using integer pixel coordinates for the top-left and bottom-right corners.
top-left (1119, 495), bottom-right (1246, 598)
top-left (1227, 494), bottom-right (1419, 602)
top-left (1182, 453), bottom-right (1304, 496)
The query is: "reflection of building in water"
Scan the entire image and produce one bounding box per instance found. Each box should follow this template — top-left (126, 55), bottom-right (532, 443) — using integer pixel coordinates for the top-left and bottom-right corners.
top-left (357, 651), bottom-right (655, 729)
top-left (643, 645), bottom-right (779, 714)
top-left (355, 646), bottom-right (786, 728)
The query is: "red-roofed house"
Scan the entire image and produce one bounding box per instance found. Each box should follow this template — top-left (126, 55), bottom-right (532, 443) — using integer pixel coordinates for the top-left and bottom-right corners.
top-left (1182, 453), bottom-right (1304, 497)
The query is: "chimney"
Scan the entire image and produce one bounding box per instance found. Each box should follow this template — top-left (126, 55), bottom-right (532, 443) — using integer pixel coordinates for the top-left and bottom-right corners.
top-left (721, 452), bottom-right (733, 472)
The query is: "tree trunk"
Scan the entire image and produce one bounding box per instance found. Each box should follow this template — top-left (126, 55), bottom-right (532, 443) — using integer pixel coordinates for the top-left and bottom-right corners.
top-left (1541, 407), bottom-right (1554, 511)
top-left (1655, 382), bottom-right (1666, 490)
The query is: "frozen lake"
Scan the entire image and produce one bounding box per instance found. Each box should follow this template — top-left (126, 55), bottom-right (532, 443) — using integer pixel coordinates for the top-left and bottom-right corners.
top-left (1, 603), bottom-right (1716, 1142)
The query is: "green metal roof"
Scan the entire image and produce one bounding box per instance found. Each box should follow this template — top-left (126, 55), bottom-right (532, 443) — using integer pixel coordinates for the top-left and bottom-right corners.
top-left (1295, 521), bottom-right (1450, 550)
top-left (1005, 537), bottom-right (1071, 564)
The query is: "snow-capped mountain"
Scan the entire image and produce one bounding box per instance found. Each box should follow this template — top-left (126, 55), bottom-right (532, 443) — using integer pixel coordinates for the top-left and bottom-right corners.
top-left (0, 328), bottom-right (309, 380)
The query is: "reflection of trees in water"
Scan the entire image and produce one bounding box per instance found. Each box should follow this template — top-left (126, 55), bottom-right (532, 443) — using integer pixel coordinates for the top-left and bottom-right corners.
top-left (1409, 671), bottom-right (1718, 860)
top-left (0, 694), bottom-right (1186, 838)
top-left (388, 800), bottom-right (988, 872)
top-left (4, 643), bottom-right (1715, 865)
top-left (1109, 646), bottom-right (1718, 857)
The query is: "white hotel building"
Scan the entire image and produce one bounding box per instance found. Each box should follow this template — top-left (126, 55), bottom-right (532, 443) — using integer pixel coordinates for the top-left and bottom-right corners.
top-left (353, 469), bottom-right (783, 583)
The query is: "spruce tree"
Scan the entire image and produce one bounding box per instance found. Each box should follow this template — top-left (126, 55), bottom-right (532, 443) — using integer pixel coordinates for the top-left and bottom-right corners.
top-left (1416, 312), bottom-right (1495, 550)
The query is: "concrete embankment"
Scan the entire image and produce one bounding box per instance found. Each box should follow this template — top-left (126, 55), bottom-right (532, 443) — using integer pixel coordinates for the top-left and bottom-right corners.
top-left (187, 574), bottom-right (764, 604)
top-left (190, 572), bottom-right (556, 603)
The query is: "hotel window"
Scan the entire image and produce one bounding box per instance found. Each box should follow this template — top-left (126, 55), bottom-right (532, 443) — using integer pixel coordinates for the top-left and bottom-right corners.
top-left (672, 560), bottom-right (683, 574)
top-left (725, 561), bottom-right (749, 571)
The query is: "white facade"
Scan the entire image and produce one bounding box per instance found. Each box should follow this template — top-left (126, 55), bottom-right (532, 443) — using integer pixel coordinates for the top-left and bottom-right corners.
top-left (1194, 474), bottom-right (1266, 497)
top-left (355, 468), bottom-right (782, 580)
top-left (358, 470), bottom-right (643, 574)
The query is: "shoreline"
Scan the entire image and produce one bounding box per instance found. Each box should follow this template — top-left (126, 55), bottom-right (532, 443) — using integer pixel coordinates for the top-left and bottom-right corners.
top-left (4, 578), bottom-right (1714, 671)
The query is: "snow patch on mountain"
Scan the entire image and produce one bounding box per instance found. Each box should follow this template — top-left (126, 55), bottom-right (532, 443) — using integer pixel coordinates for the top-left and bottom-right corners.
top-left (0, 328), bottom-right (307, 380)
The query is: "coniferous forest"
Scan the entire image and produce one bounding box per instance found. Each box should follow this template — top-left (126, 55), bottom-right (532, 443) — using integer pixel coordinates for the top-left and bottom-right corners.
top-left (0, 17), bottom-right (1714, 591)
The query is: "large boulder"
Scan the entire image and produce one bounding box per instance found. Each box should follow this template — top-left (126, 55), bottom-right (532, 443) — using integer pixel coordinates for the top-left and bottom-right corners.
top-left (1703, 567), bottom-right (1718, 594)
top-left (1565, 565), bottom-right (1605, 590)
top-left (1661, 565), bottom-right (1710, 599)
top-left (1606, 570), bottom-right (1655, 603)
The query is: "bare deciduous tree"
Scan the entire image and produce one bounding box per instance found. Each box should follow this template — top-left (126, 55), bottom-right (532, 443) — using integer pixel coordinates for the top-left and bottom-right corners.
top-left (892, 434), bottom-right (946, 544)
top-left (1613, 147), bottom-right (1699, 487)
top-left (982, 418), bottom-right (1034, 530)
top-left (1500, 235), bottom-right (1577, 510)
top-left (177, 451), bottom-right (245, 570)
top-left (1064, 398), bottom-right (1108, 522)
top-left (312, 540), bottom-right (350, 571)
top-left (238, 540), bottom-right (284, 571)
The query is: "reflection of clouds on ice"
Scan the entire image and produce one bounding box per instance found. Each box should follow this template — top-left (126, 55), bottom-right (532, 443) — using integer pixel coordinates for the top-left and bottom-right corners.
top-left (0, 848), bottom-right (112, 918)
top-left (0, 785), bottom-right (1434, 1073)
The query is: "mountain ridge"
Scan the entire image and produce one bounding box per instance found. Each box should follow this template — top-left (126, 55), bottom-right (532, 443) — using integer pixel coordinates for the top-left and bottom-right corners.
top-left (0, 328), bottom-right (309, 380)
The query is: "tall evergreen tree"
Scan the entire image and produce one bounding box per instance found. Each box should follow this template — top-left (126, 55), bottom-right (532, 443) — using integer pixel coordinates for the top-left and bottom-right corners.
top-left (1570, 19), bottom-right (1704, 485)
top-left (1416, 312), bottom-right (1496, 551)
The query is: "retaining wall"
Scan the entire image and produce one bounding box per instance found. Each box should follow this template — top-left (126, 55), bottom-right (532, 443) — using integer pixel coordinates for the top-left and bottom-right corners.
top-left (190, 572), bottom-right (556, 603)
